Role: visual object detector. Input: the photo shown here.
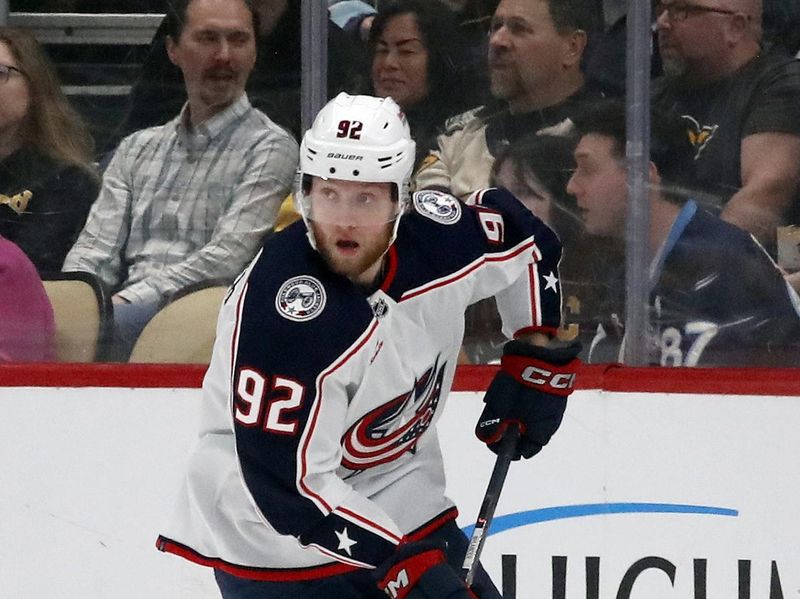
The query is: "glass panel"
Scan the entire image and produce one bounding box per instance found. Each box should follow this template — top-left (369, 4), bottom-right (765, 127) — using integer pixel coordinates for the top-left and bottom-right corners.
top-left (1, 0), bottom-right (798, 367)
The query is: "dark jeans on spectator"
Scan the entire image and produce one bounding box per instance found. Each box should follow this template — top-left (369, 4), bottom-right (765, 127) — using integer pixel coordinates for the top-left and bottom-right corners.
top-left (107, 300), bottom-right (159, 361)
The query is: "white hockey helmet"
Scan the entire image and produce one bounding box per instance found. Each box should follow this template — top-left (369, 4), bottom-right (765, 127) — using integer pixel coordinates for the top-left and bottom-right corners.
top-left (296, 93), bottom-right (416, 246)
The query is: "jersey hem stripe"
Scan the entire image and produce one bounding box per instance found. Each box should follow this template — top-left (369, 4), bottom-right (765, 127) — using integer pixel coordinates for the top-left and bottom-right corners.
top-left (155, 508), bottom-right (457, 581)
top-left (155, 535), bottom-right (361, 581)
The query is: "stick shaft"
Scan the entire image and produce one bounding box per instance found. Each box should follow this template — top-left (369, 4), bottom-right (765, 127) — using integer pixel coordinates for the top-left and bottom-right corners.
top-left (462, 425), bottom-right (520, 586)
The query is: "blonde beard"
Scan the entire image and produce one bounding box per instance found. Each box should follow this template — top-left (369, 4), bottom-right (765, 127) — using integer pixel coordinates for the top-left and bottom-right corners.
top-left (312, 222), bottom-right (393, 286)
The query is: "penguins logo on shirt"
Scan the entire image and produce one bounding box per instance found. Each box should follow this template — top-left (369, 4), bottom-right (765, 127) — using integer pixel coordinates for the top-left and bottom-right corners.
top-left (275, 276), bottom-right (327, 322)
top-left (682, 115), bottom-right (718, 159)
top-left (413, 190), bottom-right (462, 225)
top-left (340, 358), bottom-right (447, 471)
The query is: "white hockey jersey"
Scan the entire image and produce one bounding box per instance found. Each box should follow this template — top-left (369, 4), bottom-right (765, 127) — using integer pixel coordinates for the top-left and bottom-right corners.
top-left (157, 188), bottom-right (564, 581)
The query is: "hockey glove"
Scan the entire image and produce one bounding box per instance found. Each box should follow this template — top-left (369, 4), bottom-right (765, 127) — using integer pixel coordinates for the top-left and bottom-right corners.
top-left (475, 340), bottom-right (581, 460)
top-left (374, 540), bottom-right (477, 599)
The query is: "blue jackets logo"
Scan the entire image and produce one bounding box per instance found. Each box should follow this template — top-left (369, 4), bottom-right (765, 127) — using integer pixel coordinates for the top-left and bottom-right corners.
top-left (413, 190), bottom-right (462, 224)
top-left (275, 276), bottom-right (327, 322)
top-left (340, 358), bottom-right (446, 470)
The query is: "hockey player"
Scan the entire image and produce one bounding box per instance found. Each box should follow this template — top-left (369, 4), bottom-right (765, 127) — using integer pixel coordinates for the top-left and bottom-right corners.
top-left (157, 93), bottom-right (580, 598)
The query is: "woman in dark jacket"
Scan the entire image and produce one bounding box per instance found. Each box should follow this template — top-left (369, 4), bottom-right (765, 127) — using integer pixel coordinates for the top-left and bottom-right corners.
top-left (368, 0), bottom-right (482, 169)
top-left (0, 27), bottom-right (99, 274)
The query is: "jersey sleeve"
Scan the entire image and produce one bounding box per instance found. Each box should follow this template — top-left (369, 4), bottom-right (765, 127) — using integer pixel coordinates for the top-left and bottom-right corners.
top-left (465, 187), bottom-right (564, 338)
top-left (222, 237), bottom-right (403, 569)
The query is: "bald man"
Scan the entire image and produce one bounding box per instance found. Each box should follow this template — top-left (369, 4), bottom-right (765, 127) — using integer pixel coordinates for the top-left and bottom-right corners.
top-left (652, 0), bottom-right (800, 252)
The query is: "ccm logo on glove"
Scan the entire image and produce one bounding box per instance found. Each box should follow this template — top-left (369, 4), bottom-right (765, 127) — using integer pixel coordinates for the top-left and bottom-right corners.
top-left (502, 355), bottom-right (577, 396)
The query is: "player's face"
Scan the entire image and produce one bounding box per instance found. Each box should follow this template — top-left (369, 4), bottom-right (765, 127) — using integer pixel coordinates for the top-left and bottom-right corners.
top-left (488, 0), bottom-right (574, 112)
top-left (371, 13), bottom-right (430, 110)
top-left (166, 0), bottom-right (256, 124)
top-left (308, 178), bottom-right (398, 286)
top-left (566, 134), bottom-right (627, 237)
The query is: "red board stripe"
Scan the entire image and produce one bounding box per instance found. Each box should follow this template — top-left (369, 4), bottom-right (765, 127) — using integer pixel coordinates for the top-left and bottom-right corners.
top-left (0, 363), bottom-right (798, 396)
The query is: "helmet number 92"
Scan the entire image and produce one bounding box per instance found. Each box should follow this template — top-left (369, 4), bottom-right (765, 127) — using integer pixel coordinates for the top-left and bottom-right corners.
top-left (337, 119), bottom-right (363, 140)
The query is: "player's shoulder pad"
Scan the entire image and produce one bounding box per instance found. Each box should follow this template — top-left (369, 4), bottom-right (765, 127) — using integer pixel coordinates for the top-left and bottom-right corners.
top-left (442, 106), bottom-right (484, 136)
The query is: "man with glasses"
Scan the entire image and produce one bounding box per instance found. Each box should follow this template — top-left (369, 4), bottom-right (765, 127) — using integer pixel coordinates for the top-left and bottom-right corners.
top-left (652, 0), bottom-right (800, 253)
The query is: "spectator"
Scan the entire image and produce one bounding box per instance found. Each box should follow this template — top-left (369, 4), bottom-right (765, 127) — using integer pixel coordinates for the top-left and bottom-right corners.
top-left (369, 0), bottom-right (476, 167)
top-left (652, 0), bottom-right (800, 250)
top-left (413, 0), bottom-right (600, 199)
top-left (63, 0), bottom-right (299, 359)
top-left (0, 27), bottom-right (99, 274)
top-left (0, 235), bottom-right (55, 362)
top-left (463, 133), bottom-right (622, 362)
top-left (120, 0), bottom-right (369, 141)
top-left (566, 100), bottom-right (800, 366)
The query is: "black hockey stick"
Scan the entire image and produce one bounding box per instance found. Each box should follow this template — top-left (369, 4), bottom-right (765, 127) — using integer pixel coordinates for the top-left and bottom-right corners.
top-left (461, 423), bottom-right (521, 587)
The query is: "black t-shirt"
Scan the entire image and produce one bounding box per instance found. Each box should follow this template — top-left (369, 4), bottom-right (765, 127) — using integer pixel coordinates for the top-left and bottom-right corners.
top-left (652, 52), bottom-right (800, 217)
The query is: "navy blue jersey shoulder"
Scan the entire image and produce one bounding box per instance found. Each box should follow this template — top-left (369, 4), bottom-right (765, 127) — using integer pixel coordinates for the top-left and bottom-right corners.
top-left (386, 188), bottom-right (560, 298)
top-left (235, 223), bottom-right (375, 385)
top-left (655, 208), bottom-right (800, 365)
top-left (661, 209), bottom-right (792, 316)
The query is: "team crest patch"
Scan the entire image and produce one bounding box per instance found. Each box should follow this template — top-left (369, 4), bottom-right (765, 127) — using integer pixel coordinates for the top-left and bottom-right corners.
top-left (413, 190), bottom-right (461, 224)
top-left (275, 276), bottom-right (327, 322)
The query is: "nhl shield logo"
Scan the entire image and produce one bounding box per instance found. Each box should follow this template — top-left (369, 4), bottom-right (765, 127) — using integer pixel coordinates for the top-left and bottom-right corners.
top-left (370, 297), bottom-right (389, 320)
top-left (413, 190), bottom-right (462, 225)
top-left (276, 276), bottom-right (327, 322)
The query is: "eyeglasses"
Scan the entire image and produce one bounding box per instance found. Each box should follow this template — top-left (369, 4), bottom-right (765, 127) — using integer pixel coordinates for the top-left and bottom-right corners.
top-left (655, 2), bottom-right (745, 22)
top-left (0, 64), bottom-right (23, 83)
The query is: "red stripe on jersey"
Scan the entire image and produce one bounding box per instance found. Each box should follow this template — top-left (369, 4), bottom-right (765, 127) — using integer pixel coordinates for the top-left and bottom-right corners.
top-left (380, 245), bottom-right (399, 293)
top-left (336, 506), bottom-right (403, 544)
top-left (309, 543), bottom-right (373, 569)
top-left (156, 536), bottom-right (360, 581)
top-left (405, 508), bottom-right (459, 542)
top-left (401, 238), bottom-right (536, 302)
top-left (528, 262), bottom-right (540, 328)
top-left (297, 320), bottom-right (381, 512)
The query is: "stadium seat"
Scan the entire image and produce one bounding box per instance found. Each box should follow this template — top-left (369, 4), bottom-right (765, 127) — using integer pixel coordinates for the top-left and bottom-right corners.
top-left (128, 284), bottom-right (228, 364)
top-left (41, 271), bottom-right (111, 362)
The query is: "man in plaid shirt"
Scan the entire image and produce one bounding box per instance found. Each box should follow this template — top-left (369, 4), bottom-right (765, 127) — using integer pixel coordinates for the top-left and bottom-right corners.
top-left (63, 0), bottom-right (298, 359)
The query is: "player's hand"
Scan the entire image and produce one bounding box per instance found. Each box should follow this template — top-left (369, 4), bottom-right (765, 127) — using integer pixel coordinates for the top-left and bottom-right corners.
top-left (475, 340), bottom-right (581, 460)
top-left (373, 540), bottom-right (476, 599)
